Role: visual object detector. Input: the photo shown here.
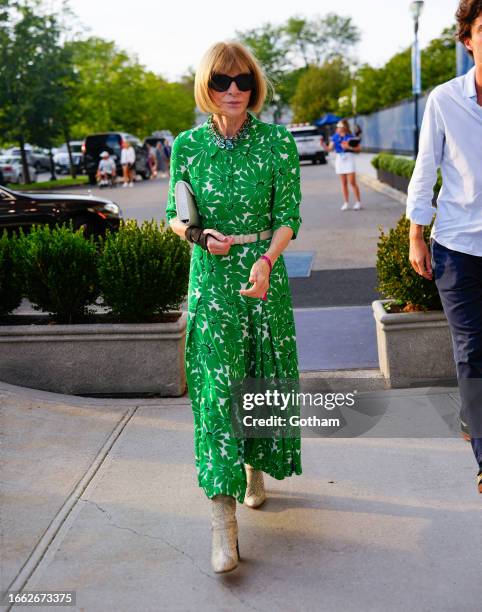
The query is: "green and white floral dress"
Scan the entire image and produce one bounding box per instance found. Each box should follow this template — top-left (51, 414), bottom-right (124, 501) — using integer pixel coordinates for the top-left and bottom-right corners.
top-left (165, 111), bottom-right (302, 503)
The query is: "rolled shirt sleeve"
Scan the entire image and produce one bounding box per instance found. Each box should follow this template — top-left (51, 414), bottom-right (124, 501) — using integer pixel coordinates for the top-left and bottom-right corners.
top-left (406, 90), bottom-right (445, 225)
top-left (271, 127), bottom-right (302, 239)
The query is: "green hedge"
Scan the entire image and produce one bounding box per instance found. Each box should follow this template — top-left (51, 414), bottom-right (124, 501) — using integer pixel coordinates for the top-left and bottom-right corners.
top-left (0, 219), bottom-right (190, 323)
top-left (17, 221), bottom-right (100, 323)
top-left (371, 153), bottom-right (442, 192)
top-left (98, 219), bottom-right (190, 322)
top-left (377, 215), bottom-right (442, 311)
top-left (0, 230), bottom-right (24, 316)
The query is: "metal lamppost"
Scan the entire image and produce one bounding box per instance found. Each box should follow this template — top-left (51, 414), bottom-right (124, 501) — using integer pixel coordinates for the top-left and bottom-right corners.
top-left (350, 64), bottom-right (358, 129)
top-left (410, 0), bottom-right (424, 159)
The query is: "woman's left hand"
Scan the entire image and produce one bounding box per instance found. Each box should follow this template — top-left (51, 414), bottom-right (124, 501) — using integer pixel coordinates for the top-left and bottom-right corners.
top-left (239, 258), bottom-right (270, 299)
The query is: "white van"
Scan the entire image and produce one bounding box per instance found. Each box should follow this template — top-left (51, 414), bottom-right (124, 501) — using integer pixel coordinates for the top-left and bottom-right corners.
top-left (286, 123), bottom-right (327, 165)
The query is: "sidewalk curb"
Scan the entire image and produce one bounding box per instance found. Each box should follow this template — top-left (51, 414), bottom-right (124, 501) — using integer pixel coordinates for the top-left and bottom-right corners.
top-left (358, 173), bottom-right (407, 205)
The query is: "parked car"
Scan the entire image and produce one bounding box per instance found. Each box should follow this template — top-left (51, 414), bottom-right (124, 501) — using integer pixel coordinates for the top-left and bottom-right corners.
top-left (143, 130), bottom-right (174, 148)
top-left (286, 123), bottom-right (327, 164)
top-left (9, 146), bottom-right (51, 172)
top-left (54, 141), bottom-right (84, 175)
top-left (0, 184), bottom-right (122, 238)
top-left (82, 132), bottom-right (151, 185)
top-left (0, 155), bottom-right (38, 184)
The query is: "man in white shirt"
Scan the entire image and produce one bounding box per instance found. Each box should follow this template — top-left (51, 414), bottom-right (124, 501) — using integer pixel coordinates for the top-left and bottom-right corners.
top-left (407, 0), bottom-right (482, 494)
top-left (120, 140), bottom-right (136, 187)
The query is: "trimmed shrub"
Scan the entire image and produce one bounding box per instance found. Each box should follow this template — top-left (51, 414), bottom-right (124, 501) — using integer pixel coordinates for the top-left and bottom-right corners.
top-left (371, 153), bottom-right (442, 193)
top-left (19, 222), bottom-right (100, 323)
top-left (376, 215), bottom-right (442, 312)
top-left (0, 230), bottom-right (24, 316)
top-left (98, 219), bottom-right (190, 322)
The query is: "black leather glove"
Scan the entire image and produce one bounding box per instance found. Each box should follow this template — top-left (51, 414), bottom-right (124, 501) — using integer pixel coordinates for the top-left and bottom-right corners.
top-left (185, 226), bottom-right (215, 250)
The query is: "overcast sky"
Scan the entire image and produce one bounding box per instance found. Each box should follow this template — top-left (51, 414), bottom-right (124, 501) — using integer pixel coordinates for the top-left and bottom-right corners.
top-left (64, 0), bottom-right (460, 81)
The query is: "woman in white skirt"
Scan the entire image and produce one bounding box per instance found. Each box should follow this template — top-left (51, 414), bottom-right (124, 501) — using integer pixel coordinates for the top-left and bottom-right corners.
top-left (325, 119), bottom-right (362, 211)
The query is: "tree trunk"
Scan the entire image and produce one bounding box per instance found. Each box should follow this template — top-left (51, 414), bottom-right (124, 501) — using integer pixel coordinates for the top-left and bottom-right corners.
top-left (48, 149), bottom-right (57, 181)
top-left (19, 135), bottom-right (31, 184)
top-left (64, 125), bottom-right (76, 179)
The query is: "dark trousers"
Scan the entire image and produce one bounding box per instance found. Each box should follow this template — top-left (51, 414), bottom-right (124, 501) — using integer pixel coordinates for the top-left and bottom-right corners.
top-left (430, 238), bottom-right (482, 471)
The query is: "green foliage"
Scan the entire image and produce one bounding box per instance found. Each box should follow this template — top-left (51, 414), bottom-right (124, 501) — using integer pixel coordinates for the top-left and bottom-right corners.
top-left (283, 13), bottom-right (360, 66)
top-left (18, 222), bottom-right (100, 323)
top-left (237, 13), bottom-right (360, 116)
top-left (371, 153), bottom-right (442, 192)
top-left (67, 37), bottom-right (195, 139)
top-left (377, 216), bottom-right (442, 311)
top-left (97, 219), bottom-right (190, 322)
top-left (291, 57), bottom-right (351, 121)
top-left (0, 230), bottom-right (23, 316)
top-left (9, 176), bottom-right (88, 191)
top-left (0, 1), bottom-right (77, 148)
top-left (422, 26), bottom-right (456, 90)
top-left (354, 26), bottom-right (456, 114)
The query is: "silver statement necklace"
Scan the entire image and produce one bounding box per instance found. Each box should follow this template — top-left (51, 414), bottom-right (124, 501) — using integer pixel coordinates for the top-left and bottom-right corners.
top-left (207, 114), bottom-right (252, 150)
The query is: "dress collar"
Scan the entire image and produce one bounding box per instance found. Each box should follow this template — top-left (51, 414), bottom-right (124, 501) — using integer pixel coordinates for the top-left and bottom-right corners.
top-left (462, 65), bottom-right (477, 99)
top-left (203, 110), bottom-right (260, 157)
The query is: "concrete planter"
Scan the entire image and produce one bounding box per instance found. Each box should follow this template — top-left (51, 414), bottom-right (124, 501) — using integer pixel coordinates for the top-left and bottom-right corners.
top-left (376, 168), bottom-right (410, 193)
top-left (372, 299), bottom-right (456, 387)
top-left (0, 312), bottom-right (187, 397)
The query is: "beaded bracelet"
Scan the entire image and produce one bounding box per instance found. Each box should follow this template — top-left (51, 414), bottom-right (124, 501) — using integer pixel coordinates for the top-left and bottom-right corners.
top-left (259, 254), bottom-right (272, 301)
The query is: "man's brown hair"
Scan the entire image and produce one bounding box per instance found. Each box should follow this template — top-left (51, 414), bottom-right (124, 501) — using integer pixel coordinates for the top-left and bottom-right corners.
top-left (456, 0), bottom-right (482, 56)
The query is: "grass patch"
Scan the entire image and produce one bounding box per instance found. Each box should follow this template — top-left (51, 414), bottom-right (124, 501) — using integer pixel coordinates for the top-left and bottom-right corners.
top-left (6, 176), bottom-right (89, 191)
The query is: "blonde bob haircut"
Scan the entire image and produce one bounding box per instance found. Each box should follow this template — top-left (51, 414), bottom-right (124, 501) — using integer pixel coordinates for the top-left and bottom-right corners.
top-left (194, 41), bottom-right (273, 114)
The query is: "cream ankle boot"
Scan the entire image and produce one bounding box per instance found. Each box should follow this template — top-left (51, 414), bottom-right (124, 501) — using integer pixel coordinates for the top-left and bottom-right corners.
top-left (211, 494), bottom-right (239, 573)
top-left (244, 464), bottom-right (266, 508)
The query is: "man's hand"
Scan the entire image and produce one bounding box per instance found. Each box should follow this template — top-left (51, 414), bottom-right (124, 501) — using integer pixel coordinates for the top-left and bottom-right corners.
top-left (239, 258), bottom-right (270, 299)
top-left (204, 228), bottom-right (234, 255)
top-left (409, 236), bottom-right (433, 280)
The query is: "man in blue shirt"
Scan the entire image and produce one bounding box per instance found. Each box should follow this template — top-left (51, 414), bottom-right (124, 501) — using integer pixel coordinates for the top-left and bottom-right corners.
top-left (407, 0), bottom-right (482, 494)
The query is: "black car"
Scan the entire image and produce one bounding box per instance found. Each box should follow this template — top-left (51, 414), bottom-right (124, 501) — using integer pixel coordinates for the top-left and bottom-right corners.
top-left (0, 185), bottom-right (122, 238)
top-left (82, 132), bottom-right (151, 185)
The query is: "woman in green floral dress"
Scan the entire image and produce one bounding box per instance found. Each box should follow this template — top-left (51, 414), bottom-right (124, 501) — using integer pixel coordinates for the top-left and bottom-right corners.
top-left (165, 40), bottom-right (302, 573)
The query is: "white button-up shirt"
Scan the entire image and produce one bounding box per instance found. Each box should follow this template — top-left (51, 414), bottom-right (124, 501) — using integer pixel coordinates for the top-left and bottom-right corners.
top-left (406, 66), bottom-right (482, 256)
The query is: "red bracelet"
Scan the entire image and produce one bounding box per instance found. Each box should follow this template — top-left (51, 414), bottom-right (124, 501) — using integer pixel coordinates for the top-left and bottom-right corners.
top-left (260, 255), bottom-right (272, 301)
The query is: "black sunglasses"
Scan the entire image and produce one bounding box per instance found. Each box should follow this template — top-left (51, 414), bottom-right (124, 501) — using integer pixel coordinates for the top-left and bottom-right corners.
top-left (208, 73), bottom-right (255, 92)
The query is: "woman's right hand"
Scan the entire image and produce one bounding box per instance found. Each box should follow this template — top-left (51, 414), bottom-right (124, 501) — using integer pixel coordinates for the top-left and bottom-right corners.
top-left (203, 228), bottom-right (234, 255)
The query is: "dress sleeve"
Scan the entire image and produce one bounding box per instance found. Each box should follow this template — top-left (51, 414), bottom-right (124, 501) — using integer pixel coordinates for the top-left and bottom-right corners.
top-left (271, 127), bottom-right (302, 240)
top-left (165, 133), bottom-right (187, 223)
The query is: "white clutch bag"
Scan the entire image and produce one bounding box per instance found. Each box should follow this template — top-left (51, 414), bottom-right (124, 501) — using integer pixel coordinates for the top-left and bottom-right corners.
top-left (175, 180), bottom-right (200, 227)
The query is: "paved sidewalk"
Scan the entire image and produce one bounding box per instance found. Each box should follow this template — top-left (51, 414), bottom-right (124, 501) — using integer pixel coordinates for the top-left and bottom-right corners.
top-left (1, 380), bottom-right (481, 612)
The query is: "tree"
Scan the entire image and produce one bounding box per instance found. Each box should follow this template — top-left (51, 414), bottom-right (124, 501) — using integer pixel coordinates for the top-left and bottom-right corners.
top-left (290, 57), bottom-right (351, 122)
top-left (343, 25), bottom-right (457, 116)
top-left (0, 0), bottom-right (76, 182)
top-left (284, 13), bottom-right (361, 67)
top-left (67, 37), bottom-right (195, 139)
top-left (422, 25), bottom-right (456, 89)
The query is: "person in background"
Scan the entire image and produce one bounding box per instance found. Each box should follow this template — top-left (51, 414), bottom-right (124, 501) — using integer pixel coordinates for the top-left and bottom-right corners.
top-left (161, 137), bottom-right (171, 176)
top-left (120, 140), bottom-right (136, 187)
top-left (155, 140), bottom-right (168, 178)
top-left (407, 0), bottom-right (482, 494)
top-left (96, 151), bottom-right (116, 186)
top-left (324, 119), bottom-right (362, 211)
top-left (146, 144), bottom-right (157, 179)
